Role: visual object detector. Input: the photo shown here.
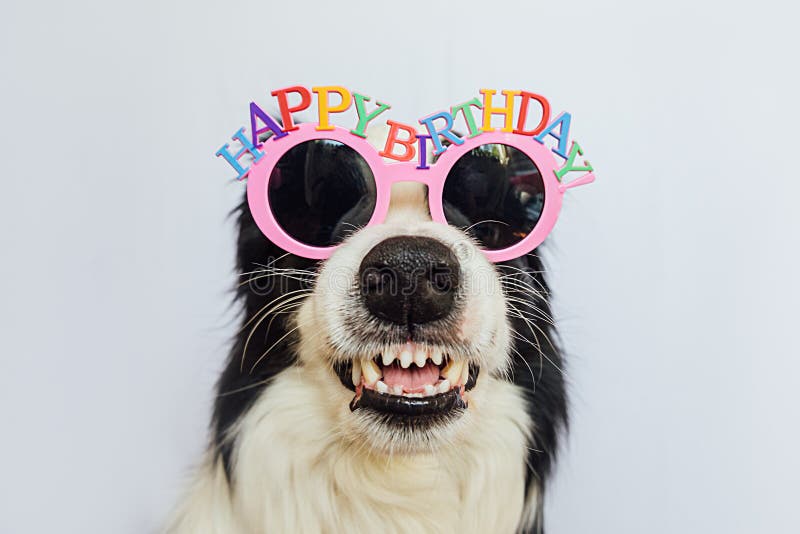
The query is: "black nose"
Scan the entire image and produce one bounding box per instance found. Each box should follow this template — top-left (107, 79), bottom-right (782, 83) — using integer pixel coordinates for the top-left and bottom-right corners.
top-left (359, 236), bottom-right (460, 326)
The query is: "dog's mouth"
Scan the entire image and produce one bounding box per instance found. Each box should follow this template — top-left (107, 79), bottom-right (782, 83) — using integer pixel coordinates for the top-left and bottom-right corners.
top-left (333, 342), bottom-right (479, 418)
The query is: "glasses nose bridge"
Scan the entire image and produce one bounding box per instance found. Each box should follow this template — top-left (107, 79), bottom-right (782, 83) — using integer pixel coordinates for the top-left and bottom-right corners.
top-left (381, 177), bottom-right (433, 223)
top-left (377, 159), bottom-right (440, 188)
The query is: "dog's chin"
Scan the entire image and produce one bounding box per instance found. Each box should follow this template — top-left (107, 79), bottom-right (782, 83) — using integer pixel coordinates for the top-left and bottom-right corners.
top-left (329, 344), bottom-right (480, 453)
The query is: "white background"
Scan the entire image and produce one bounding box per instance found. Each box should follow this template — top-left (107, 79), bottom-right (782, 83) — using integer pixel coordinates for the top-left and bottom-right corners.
top-left (2, 1), bottom-right (798, 532)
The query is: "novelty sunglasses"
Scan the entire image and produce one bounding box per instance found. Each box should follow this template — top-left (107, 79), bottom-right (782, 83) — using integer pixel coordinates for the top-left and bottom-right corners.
top-left (246, 122), bottom-right (594, 262)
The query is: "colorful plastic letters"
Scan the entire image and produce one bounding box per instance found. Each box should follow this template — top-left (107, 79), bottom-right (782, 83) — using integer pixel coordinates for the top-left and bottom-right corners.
top-left (554, 141), bottom-right (593, 181)
top-left (249, 103), bottom-right (287, 147)
top-left (419, 111), bottom-right (464, 156)
top-left (534, 112), bottom-right (572, 159)
top-left (271, 86), bottom-right (312, 132)
top-left (514, 91), bottom-right (550, 136)
top-left (216, 87), bottom-right (593, 184)
top-left (450, 98), bottom-right (483, 138)
top-left (215, 127), bottom-right (266, 181)
top-left (313, 86), bottom-right (352, 131)
top-left (480, 89), bottom-right (520, 133)
top-left (379, 120), bottom-right (418, 161)
top-left (350, 93), bottom-right (391, 138)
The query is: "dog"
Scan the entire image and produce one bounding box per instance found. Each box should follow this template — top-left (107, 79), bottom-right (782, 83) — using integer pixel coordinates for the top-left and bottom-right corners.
top-left (167, 133), bottom-right (568, 533)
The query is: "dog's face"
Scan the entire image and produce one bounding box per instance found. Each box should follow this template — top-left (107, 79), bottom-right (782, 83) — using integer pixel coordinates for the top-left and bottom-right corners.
top-left (216, 132), bottom-right (566, 506)
top-left (293, 179), bottom-right (513, 453)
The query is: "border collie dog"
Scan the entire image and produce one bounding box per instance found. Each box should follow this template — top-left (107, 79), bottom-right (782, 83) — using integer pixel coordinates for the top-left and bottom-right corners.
top-left (168, 138), bottom-right (567, 533)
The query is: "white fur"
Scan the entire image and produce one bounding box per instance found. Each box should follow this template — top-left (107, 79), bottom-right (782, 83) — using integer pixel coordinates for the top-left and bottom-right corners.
top-left (168, 137), bottom-right (541, 533)
top-left (167, 369), bottom-right (533, 534)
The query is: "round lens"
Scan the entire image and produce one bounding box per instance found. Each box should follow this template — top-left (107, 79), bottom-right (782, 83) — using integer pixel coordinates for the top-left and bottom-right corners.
top-left (268, 140), bottom-right (377, 248)
top-left (442, 144), bottom-right (545, 250)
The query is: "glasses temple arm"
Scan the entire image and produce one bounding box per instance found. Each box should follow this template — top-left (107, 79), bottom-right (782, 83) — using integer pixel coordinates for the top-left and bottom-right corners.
top-left (558, 171), bottom-right (596, 193)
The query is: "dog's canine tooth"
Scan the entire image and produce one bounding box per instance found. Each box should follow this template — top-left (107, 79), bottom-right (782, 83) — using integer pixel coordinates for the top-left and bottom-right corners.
top-left (460, 363), bottom-right (469, 386)
top-left (381, 350), bottom-right (394, 367)
top-left (376, 380), bottom-right (389, 394)
top-left (391, 384), bottom-right (403, 395)
top-left (399, 348), bottom-right (413, 368)
top-left (437, 379), bottom-right (451, 394)
top-left (442, 359), bottom-right (464, 384)
top-left (362, 359), bottom-right (381, 386)
top-left (423, 384), bottom-right (436, 396)
top-left (413, 347), bottom-right (427, 367)
top-left (431, 349), bottom-right (443, 366)
top-left (351, 359), bottom-right (362, 387)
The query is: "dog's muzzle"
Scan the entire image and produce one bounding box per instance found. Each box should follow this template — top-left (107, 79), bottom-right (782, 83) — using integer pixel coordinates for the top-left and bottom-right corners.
top-left (333, 236), bottom-right (479, 420)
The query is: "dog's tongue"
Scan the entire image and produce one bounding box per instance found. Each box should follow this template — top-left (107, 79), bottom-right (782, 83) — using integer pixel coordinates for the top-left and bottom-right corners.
top-left (382, 362), bottom-right (440, 392)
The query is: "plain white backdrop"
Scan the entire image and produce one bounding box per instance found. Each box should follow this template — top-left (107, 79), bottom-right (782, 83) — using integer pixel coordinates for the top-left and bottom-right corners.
top-left (1, 1), bottom-right (798, 532)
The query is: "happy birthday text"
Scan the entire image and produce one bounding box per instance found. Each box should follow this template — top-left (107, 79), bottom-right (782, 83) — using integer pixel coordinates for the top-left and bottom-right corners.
top-left (216, 85), bottom-right (592, 182)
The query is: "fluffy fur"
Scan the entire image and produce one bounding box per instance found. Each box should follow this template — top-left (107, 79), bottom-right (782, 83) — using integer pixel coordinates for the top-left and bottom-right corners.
top-left (168, 152), bottom-right (567, 533)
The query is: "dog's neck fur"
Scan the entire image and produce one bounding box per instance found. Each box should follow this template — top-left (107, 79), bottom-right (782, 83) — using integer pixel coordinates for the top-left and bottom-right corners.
top-left (169, 364), bottom-right (535, 534)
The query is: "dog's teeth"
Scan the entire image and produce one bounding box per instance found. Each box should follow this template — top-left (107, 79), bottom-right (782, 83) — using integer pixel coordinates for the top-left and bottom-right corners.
top-left (391, 385), bottom-right (404, 395)
top-left (460, 363), bottom-right (470, 386)
top-left (431, 349), bottom-right (443, 366)
top-left (437, 379), bottom-right (451, 394)
top-left (362, 359), bottom-right (381, 386)
top-left (405, 392), bottom-right (423, 398)
top-left (351, 359), bottom-right (362, 387)
top-left (423, 384), bottom-right (436, 396)
top-left (400, 349), bottom-right (413, 368)
top-left (376, 380), bottom-right (389, 394)
top-left (442, 359), bottom-right (464, 384)
top-left (413, 347), bottom-right (427, 367)
top-left (381, 350), bottom-right (394, 367)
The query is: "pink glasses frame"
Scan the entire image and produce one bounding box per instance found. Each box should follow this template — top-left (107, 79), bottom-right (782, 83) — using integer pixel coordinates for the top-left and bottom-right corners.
top-left (247, 122), bottom-right (594, 262)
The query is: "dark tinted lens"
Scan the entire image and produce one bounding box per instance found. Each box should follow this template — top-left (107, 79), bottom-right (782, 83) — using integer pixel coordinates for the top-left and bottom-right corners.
top-left (442, 144), bottom-right (545, 250)
top-left (268, 140), bottom-right (376, 247)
